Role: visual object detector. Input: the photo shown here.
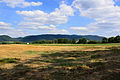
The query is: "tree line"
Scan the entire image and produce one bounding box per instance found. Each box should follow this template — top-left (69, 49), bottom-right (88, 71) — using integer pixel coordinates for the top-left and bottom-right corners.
top-left (24, 35), bottom-right (120, 44)
top-left (32, 35), bottom-right (120, 44)
top-left (0, 38), bottom-right (98, 44)
top-left (0, 35), bottom-right (120, 44)
top-left (102, 35), bottom-right (120, 43)
top-left (32, 38), bottom-right (101, 44)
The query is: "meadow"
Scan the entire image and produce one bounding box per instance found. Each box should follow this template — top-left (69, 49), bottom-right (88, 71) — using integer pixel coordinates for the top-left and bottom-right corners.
top-left (0, 44), bottom-right (120, 80)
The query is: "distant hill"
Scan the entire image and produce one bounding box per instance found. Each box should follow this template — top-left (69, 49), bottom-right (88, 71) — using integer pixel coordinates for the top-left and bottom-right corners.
top-left (21, 34), bottom-right (104, 42)
top-left (0, 35), bottom-right (13, 42)
top-left (14, 37), bottom-right (23, 41)
top-left (0, 34), bottom-right (104, 42)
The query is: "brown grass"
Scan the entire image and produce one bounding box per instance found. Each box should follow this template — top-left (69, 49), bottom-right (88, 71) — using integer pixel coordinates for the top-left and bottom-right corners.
top-left (0, 44), bottom-right (120, 80)
top-left (0, 44), bottom-right (105, 60)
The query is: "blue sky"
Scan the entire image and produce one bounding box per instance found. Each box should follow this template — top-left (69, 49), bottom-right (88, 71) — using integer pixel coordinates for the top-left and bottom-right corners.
top-left (0, 0), bottom-right (120, 37)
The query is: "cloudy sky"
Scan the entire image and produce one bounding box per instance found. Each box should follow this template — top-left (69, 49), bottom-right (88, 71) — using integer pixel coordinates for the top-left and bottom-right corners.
top-left (0, 0), bottom-right (120, 37)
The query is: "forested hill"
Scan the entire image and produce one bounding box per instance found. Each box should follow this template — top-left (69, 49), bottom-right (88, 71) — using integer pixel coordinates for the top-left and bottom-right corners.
top-left (20, 34), bottom-right (104, 42)
top-left (0, 34), bottom-right (104, 42)
top-left (0, 35), bottom-right (14, 41)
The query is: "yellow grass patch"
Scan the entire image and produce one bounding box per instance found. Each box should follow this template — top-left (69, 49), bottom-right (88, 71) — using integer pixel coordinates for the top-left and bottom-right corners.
top-left (0, 44), bottom-right (115, 69)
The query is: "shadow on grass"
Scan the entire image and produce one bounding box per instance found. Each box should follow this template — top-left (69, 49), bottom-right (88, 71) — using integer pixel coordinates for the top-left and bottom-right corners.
top-left (0, 47), bottom-right (120, 80)
top-left (0, 58), bottom-right (20, 63)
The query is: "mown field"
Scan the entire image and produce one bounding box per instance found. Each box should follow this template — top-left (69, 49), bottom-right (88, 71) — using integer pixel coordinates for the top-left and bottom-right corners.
top-left (0, 44), bottom-right (120, 80)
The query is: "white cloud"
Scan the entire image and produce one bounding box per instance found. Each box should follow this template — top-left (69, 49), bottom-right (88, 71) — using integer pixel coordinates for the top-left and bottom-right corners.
top-left (50, 2), bottom-right (74, 17)
top-left (18, 22), bottom-right (57, 30)
top-left (19, 23), bottom-right (68, 34)
top-left (4, 29), bottom-right (26, 37)
top-left (0, 21), bottom-right (25, 37)
top-left (17, 3), bottom-right (74, 25)
top-left (48, 29), bottom-right (69, 34)
top-left (0, 22), bottom-right (10, 26)
top-left (16, 2), bottom-right (74, 35)
top-left (70, 26), bottom-right (94, 35)
top-left (72, 0), bottom-right (114, 11)
top-left (72, 0), bottom-right (120, 36)
top-left (0, 0), bottom-right (42, 8)
top-left (70, 27), bottom-right (87, 30)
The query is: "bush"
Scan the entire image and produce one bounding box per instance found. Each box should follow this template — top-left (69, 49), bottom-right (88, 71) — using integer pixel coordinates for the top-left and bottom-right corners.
top-left (88, 40), bottom-right (97, 44)
top-left (1, 42), bottom-right (8, 44)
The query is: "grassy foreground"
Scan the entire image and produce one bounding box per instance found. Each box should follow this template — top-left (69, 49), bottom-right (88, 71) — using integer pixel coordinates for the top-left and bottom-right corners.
top-left (0, 44), bottom-right (120, 80)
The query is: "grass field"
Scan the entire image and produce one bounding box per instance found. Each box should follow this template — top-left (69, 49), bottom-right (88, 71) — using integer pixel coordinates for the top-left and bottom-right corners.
top-left (30, 43), bottom-right (120, 46)
top-left (0, 44), bottom-right (120, 80)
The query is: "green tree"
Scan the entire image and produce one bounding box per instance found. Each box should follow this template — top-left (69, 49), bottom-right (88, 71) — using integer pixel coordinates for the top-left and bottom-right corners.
top-left (102, 37), bottom-right (108, 43)
top-left (71, 38), bottom-right (76, 44)
top-left (47, 40), bottom-right (53, 44)
top-left (88, 40), bottom-right (97, 44)
top-left (63, 38), bottom-right (69, 44)
top-left (1, 41), bottom-right (8, 44)
top-left (54, 39), bottom-right (58, 44)
top-left (40, 40), bottom-right (46, 44)
top-left (108, 37), bottom-right (114, 43)
top-left (82, 38), bottom-right (87, 44)
top-left (77, 39), bottom-right (82, 44)
top-left (57, 38), bottom-right (64, 44)
top-left (32, 40), bottom-right (39, 44)
top-left (14, 41), bottom-right (22, 44)
top-left (114, 35), bottom-right (120, 43)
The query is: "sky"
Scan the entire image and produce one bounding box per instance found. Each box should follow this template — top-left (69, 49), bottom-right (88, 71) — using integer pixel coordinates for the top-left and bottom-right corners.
top-left (0, 0), bottom-right (120, 37)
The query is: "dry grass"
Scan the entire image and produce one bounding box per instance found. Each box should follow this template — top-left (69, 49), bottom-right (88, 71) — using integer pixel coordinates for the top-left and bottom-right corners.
top-left (0, 44), bottom-right (120, 80)
top-left (0, 44), bottom-right (105, 60)
top-left (0, 44), bottom-right (96, 69)
top-left (0, 44), bottom-right (111, 69)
